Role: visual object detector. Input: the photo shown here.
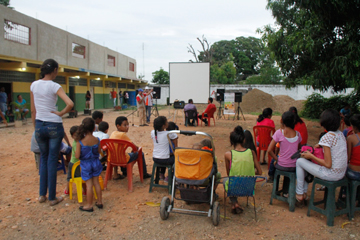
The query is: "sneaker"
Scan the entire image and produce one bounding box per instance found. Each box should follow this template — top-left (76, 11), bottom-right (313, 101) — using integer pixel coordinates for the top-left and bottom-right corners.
top-left (64, 189), bottom-right (69, 195)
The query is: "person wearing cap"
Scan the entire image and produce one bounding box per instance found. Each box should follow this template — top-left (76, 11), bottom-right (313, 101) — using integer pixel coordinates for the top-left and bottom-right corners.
top-left (136, 88), bottom-right (147, 126)
top-left (144, 86), bottom-right (153, 124)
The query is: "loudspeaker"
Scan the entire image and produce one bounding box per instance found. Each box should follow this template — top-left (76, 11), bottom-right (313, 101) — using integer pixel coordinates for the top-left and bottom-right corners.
top-left (153, 86), bottom-right (161, 99)
top-left (173, 101), bottom-right (185, 109)
top-left (216, 89), bottom-right (225, 102)
top-left (235, 92), bottom-right (242, 103)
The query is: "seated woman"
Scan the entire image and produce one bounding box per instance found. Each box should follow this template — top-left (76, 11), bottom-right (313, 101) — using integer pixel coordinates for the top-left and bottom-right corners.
top-left (224, 126), bottom-right (262, 214)
top-left (346, 114), bottom-right (360, 181)
top-left (296, 109), bottom-right (347, 206)
top-left (289, 106), bottom-right (308, 145)
top-left (255, 107), bottom-right (275, 165)
top-left (267, 111), bottom-right (302, 197)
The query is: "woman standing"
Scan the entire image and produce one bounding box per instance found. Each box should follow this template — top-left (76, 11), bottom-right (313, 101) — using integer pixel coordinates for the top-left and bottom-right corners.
top-left (31, 59), bottom-right (74, 206)
top-left (85, 91), bottom-right (91, 109)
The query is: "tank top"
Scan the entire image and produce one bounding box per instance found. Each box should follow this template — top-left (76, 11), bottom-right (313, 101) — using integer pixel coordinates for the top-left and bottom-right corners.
top-left (79, 138), bottom-right (100, 161)
top-left (225, 149), bottom-right (255, 191)
top-left (350, 134), bottom-right (360, 166)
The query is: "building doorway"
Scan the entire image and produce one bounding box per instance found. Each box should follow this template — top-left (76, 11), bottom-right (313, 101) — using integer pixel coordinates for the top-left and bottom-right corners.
top-left (0, 82), bottom-right (12, 105)
top-left (69, 86), bottom-right (75, 110)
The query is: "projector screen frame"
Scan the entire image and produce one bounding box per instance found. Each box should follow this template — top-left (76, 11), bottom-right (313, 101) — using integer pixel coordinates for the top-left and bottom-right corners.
top-left (169, 62), bottom-right (210, 104)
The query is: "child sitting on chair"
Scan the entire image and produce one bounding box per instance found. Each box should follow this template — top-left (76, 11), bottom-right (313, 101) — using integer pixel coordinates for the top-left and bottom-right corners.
top-left (74, 118), bottom-right (103, 212)
top-left (64, 125), bottom-right (83, 195)
top-left (92, 111), bottom-right (103, 132)
top-left (93, 121), bottom-right (110, 170)
top-left (151, 116), bottom-right (178, 182)
top-left (267, 111), bottom-right (302, 197)
top-left (110, 116), bottom-right (151, 180)
top-left (224, 126), bottom-right (262, 214)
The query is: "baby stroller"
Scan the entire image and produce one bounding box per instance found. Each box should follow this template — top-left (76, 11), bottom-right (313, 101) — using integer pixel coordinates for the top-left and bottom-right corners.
top-left (159, 130), bottom-right (220, 226)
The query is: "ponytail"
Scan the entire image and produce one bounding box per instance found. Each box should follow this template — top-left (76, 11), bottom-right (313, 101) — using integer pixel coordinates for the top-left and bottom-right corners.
top-left (257, 108), bottom-right (273, 123)
top-left (74, 117), bottom-right (95, 141)
top-left (40, 59), bottom-right (59, 79)
top-left (153, 116), bottom-right (167, 143)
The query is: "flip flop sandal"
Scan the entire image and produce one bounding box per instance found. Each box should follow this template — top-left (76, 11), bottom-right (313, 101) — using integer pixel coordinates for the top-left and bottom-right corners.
top-left (231, 208), bottom-right (238, 214)
top-left (49, 196), bottom-right (64, 206)
top-left (95, 202), bottom-right (103, 209)
top-left (38, 196), bottom-right (47, 203)
top-left (235, 207), bottom-right (244, 214)
top-left (79, 206), bottom-right (94, 212)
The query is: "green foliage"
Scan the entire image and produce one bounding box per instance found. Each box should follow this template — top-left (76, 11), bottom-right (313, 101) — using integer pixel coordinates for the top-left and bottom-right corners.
top-left (301, 92), bottom-right (360, 119)
top-left (151, 68), bottom-right (169, 84)
top-left (0, 0), bottom-right (10, 6)
top-left (210, 61), bottom-right (237, 84)
top-left (260, 0), bottom-right (360, 92)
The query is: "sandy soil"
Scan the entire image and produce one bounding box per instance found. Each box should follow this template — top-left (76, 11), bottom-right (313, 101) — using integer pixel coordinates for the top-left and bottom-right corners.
top-left (0, 107), bottom-right (359, 240)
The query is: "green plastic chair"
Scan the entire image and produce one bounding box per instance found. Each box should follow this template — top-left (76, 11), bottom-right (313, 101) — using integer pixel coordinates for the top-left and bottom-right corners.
top-left (349, 179), bottom-right (360, 219)
top-left (270, 170), bottom-right (296, 212)
top-left (149, 162), bottom-right (173, 194)
top-left (307, 177), bottom-right (351, 226)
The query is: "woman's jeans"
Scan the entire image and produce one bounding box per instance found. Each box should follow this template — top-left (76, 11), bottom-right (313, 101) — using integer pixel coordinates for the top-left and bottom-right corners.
top-left (296, 158), bottom-right (343, 195)
top-left (347, 167), bottom-right (360, 181)
top-left (35, 120), bottom-right (64, 200)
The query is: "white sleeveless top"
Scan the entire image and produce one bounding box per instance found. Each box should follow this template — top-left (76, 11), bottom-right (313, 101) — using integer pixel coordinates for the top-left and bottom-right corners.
top-left (30, 80), bottom-right (62, 123)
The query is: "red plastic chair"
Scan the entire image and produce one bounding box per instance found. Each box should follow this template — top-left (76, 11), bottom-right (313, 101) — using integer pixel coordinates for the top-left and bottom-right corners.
top-left (200, 107), bottom-right (216, 127)
top-left (100, 139), bottom-right (144, 192)
top-left (253, 126), bottom-right (275, 169)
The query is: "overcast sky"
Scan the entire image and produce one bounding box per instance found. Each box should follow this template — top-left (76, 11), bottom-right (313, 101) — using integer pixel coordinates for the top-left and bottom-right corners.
top-left (11, 0), bottom-right (275, 82)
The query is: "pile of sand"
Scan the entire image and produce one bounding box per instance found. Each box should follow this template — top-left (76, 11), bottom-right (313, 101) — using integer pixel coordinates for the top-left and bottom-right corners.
top-left (241, 89), bottom-right (304, 114)
top-left (241, 88), bottom-right (276, 113)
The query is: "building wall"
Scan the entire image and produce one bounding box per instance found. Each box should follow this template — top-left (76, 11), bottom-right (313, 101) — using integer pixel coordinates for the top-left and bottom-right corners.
top-left (0, 5), bottom-right (137, 79)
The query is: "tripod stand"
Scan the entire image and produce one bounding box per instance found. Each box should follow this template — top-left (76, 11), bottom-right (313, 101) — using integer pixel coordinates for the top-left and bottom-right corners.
top-left (234, 102), bottom-right (245, 121)
top-left (126, 106), bottom-right (138, 126)
top-left (151, 99), bottom-right (159, 117)
top-left (217, 100), bottom-right (224, 120)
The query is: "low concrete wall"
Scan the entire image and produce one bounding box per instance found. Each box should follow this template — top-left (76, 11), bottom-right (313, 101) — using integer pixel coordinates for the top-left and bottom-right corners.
top-left (149, 84), bottom-right (354, 105)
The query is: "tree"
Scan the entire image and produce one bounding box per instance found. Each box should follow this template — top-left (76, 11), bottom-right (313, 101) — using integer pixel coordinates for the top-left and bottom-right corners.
top-left (0, 0), bottom-right (13, 8)
top-left (138, 74), bottom-right (145, 80)
top-left (152, 68), bottom-right (169, 84)
top-left (259, 0), bottom-right (360, 92)
top-left (187, 35), bottom-right (213, 63)
top-left (210, 60), bottom-right (237, 84)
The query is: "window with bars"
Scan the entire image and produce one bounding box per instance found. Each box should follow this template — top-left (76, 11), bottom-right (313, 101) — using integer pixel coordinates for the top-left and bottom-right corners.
top-left (129, 62), bottom-right (135, 72)
top-left (107, 55), bottom-right (115, 67)
top-left (4, 19), bottom-right (31, 45)
top-left (72, 43), bottom-right (86, 59)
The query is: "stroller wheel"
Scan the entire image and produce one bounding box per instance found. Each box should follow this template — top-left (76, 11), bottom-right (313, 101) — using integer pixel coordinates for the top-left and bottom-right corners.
top-left (212, 201), bottom-right (220, 226)
top-left (160, 197), bottom-right (170, 220)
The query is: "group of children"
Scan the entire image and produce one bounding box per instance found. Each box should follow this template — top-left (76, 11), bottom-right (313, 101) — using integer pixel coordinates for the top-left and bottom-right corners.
top-left (30, 103), bottom-right (360, 214)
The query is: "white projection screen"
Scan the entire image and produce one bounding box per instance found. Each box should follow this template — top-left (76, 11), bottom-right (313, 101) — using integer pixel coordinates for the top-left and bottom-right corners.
top-left (169, 62), bottom-right (210, 104)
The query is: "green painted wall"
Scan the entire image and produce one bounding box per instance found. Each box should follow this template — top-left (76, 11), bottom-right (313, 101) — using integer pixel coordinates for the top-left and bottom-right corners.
top-left (105, 94), bottom-right (114, 108)
top-left (75, 93), bottom-right (86, 112)
top-left (94, 94), bottom-right (104, 110)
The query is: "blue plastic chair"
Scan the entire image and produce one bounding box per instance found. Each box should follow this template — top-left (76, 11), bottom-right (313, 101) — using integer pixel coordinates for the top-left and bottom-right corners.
top-left (223, 176), bottom-right (266, 221)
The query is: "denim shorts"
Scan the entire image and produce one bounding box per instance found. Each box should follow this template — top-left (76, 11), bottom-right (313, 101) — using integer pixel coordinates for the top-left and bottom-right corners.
top-left (346, 167), bottom-right (360, 181)
top-left (80, 159), bottom-right (102, 181)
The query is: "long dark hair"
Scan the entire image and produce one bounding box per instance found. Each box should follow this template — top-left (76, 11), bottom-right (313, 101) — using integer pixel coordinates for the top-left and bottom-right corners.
top-left (257, 108), bottom-right (273, 123)
top-left (153, 116), bottom-right (167, 143)
top-left (282, 111), bottom-right (296, 129)
top-left (75, 117), bottom-right (95, 141)
top-left (243, 130), bottom-right (256, 153)
top-left (230, 126), bottom-right (245, 147)
top-left (40, 59), bottom-right (59, 78)
top-left (86, 91), bottom-right (91, 97)
top-left (289, 106), bottom-right (303, 124)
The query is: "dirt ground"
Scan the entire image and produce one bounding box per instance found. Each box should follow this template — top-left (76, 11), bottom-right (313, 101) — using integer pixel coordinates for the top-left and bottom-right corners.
top-left (0, 106), bottom-right (359, 240)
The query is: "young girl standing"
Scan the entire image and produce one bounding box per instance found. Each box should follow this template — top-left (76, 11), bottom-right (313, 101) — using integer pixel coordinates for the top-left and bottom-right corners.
top-left (224, 126), bottom-right (262, 214)
top-left (151, 116), bottom-right (178, 181)
top-left (75, 117), bottom-right (103, 212)
top-left (296, 109), bottom-right (347, 205)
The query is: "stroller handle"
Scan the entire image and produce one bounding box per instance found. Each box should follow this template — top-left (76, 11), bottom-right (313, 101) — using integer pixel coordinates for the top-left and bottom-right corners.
top-left (167, 130), bottom-right (215, 156)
